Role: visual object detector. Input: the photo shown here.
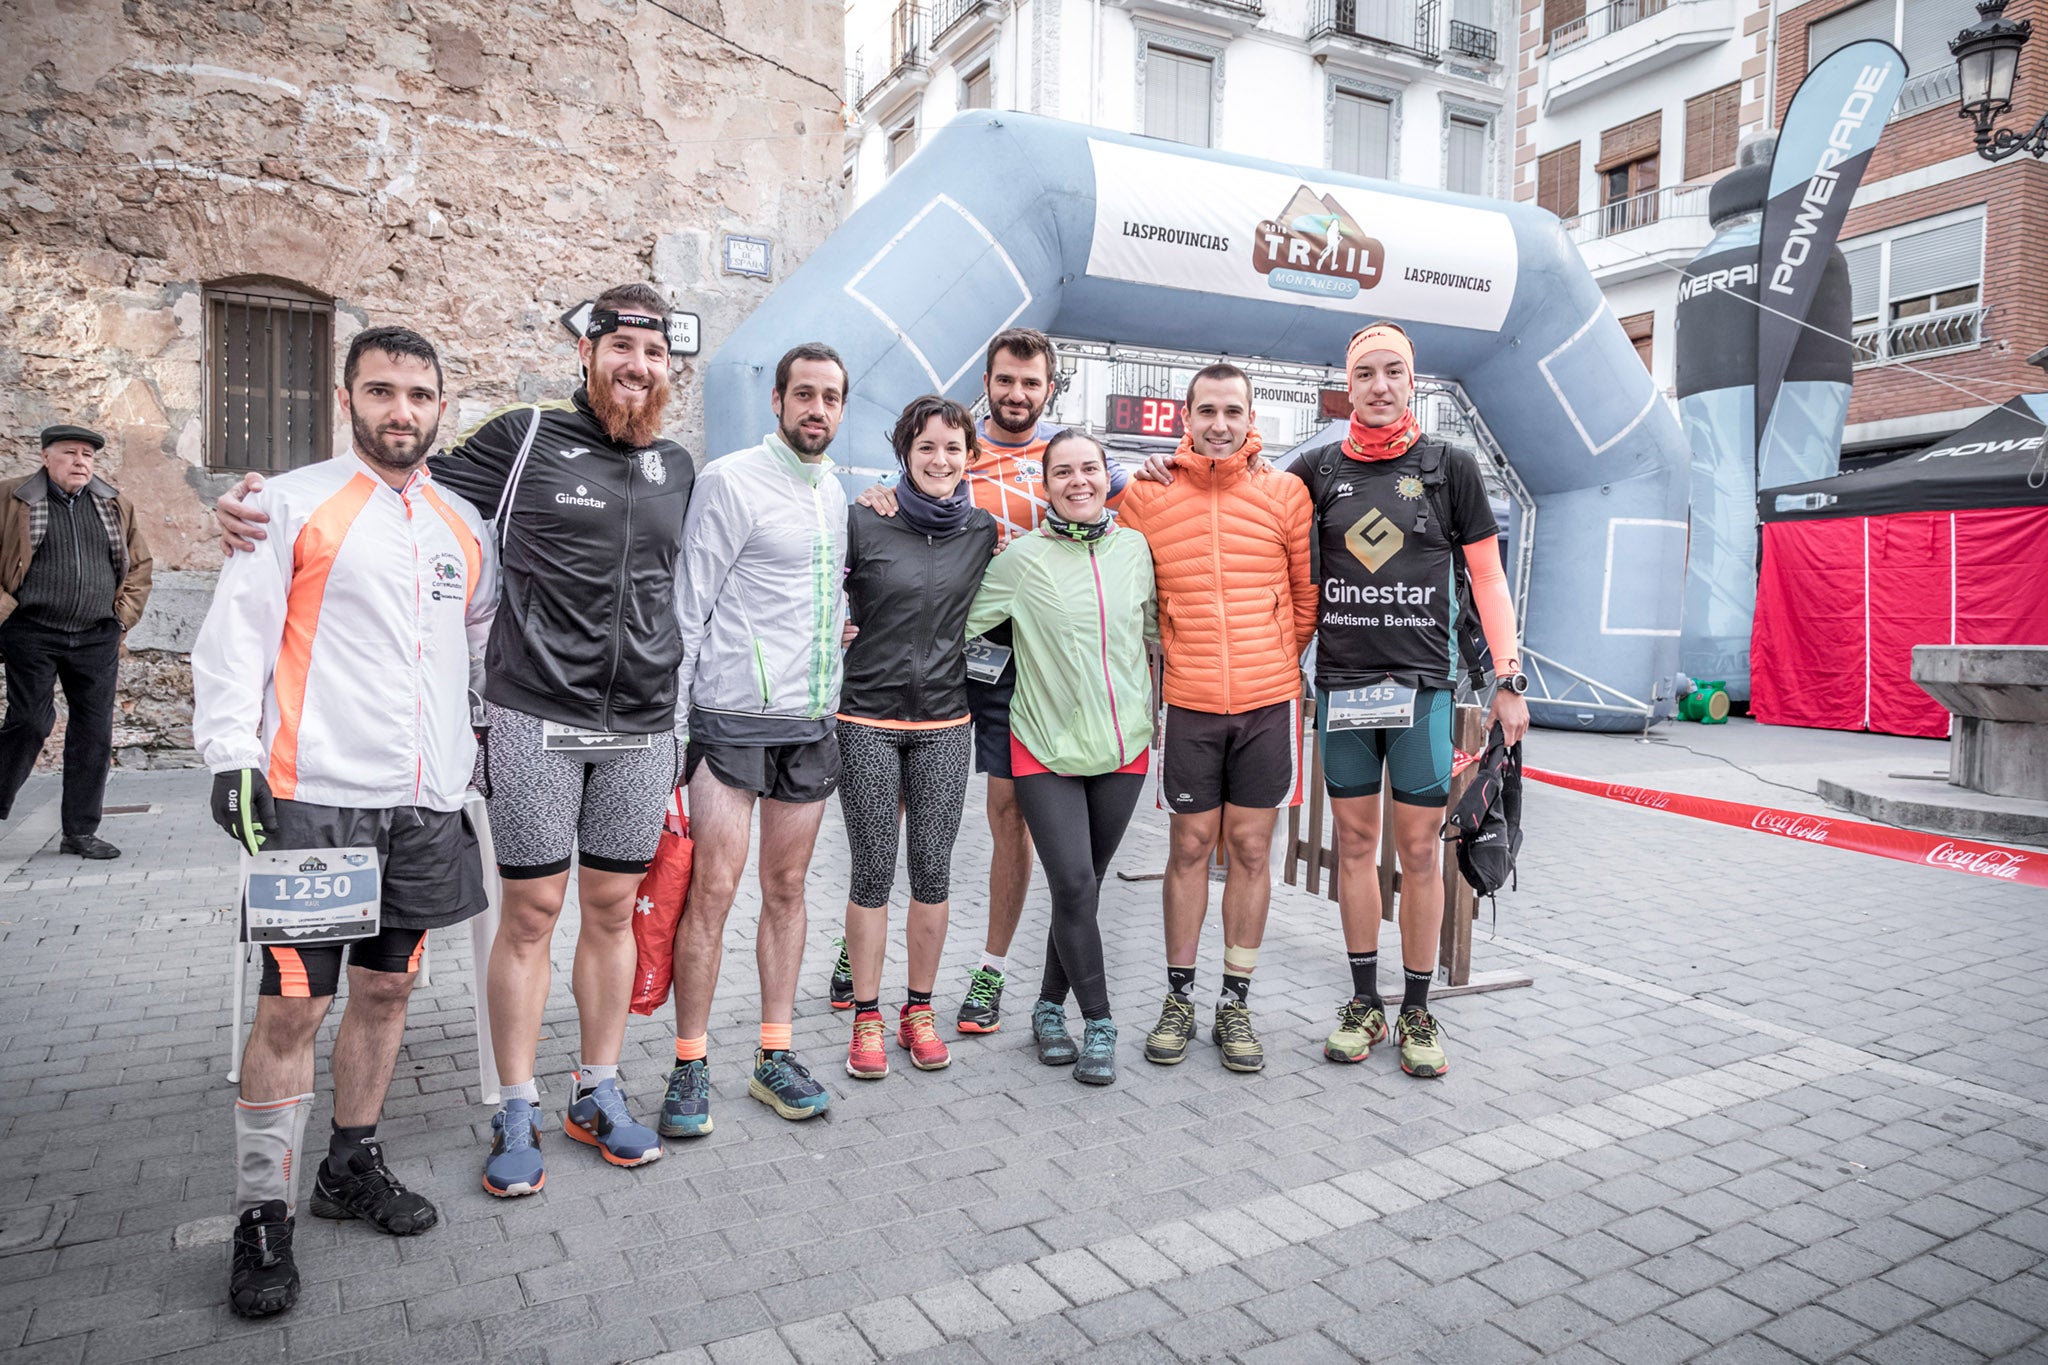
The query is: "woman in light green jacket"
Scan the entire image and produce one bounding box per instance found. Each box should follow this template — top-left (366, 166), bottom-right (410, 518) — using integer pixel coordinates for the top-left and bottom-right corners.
top-left (965, 429), bottom-right (1157, 1087)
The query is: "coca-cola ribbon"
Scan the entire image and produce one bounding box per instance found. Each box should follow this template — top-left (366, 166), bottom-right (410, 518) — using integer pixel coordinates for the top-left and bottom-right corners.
top-left (1508, 761), bottom-right (2047, 890)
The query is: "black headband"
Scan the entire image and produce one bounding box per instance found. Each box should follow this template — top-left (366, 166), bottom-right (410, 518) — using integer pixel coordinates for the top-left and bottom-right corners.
top-left (586, 308), bottom-right (670, 344)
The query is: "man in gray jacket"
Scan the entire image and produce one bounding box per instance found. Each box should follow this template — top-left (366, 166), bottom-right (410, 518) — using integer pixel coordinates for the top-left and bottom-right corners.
top-left (659, 343), bottom-right (849, 1137)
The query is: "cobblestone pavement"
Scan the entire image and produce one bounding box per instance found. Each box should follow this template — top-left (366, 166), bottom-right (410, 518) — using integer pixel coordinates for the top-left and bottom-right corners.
top-left (1, 719), bottom-right (2044, 1364)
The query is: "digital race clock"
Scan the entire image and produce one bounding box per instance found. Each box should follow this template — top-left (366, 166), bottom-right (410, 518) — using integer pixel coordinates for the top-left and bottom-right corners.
top-left (1104, 394), bottom-right (1183, 439)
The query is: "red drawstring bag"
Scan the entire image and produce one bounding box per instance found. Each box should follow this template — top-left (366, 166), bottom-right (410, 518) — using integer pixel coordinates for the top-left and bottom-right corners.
top-left (629, 790), bottom-right (692, 1016)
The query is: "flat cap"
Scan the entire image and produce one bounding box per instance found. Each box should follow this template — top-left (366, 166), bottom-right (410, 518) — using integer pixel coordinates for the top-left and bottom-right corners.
top-left (40, 424), bottom-right (106, 451)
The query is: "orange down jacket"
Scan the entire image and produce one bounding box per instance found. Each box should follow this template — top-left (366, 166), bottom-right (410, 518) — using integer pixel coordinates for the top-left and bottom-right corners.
top-left (1117, 435), bottom-right (1315, 714)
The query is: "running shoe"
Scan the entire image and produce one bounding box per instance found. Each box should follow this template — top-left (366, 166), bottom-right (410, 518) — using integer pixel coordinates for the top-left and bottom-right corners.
top-left (1075, 1018), bottom-right (1118, 1086)
top-left (956, 966), bottom-right (1006, 1034)
top-left (1032, 999), bottom-right (1077, 1066)
top-left (897, 1004), bottom-right (951, 1071)
top-left (1396, 1007), bottom-right (1449, 1079)
top-left (1210, 1001), bottom-right (1265, 1074)
top-left (310, 1141), bottom-right (438, 1234)
top-left (829, 936), bottom-right (854, 1010)
top-left (1323, 998), bottom-right (1387, 1064)
top-left (227, 1200), bottom-right (298, 1318)
top-left (749, 1049), bottom-right (831, 1120)
top-left (565, 1076), bottom-right (664, 1166)
top-left (1143, 993), bottom-right (1196, 1065)
top-left (483, 1099), bottom-right (546, 1197)
top-left (847, 1013), bottom-right (889, 1080)
top-left (658, 1059), bottom-right (714, 1138)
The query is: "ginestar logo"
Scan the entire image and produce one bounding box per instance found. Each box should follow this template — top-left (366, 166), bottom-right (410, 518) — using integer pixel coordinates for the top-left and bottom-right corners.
top-left (1343, 508), bottom-right (1403, 572)
top-left (1254, 185), bottom-right (1385, 301)
top-left (555, 483), bottom-right (608, 509)
top-left (1767, 62), bottom-right (1895, 297)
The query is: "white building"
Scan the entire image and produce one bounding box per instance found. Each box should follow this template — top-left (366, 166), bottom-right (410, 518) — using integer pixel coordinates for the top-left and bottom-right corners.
top-left (840, 0), bottom-right (1519, 448)
top-left (844, 0), bottom-right (1516, 208)
top-left (1509, 0), bottom-right (1776, 398)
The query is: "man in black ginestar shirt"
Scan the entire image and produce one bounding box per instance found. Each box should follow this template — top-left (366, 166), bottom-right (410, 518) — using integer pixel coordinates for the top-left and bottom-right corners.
top-left (1288, 321), bottom-right (1529, 1084)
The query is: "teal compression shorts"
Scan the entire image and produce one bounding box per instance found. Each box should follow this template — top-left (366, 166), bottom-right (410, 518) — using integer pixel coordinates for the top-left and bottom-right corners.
top-left (1315, 686), bottom-right (1455, 807)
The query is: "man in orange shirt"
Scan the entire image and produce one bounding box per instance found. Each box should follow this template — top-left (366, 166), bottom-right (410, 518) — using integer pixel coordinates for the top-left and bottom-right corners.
top-left (1118, 364), bottom-right (1314, 1073)
top-left (844, 329), bottom-right (1127, 1035)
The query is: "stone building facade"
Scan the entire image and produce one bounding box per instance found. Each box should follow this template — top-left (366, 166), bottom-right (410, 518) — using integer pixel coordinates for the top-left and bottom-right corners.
top-left (0, 0), bottom-right (844, 765)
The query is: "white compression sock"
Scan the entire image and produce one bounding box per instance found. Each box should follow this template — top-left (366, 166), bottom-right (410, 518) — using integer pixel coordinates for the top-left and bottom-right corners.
top-left (234, 1092), bottom-right (315, 1217)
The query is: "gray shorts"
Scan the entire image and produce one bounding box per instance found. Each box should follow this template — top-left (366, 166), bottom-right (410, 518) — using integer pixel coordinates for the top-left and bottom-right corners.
top-left (475, 702), bottom-right (680, 878)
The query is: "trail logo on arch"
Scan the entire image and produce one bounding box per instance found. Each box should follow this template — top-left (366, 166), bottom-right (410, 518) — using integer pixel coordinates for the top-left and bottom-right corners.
top-left (1253, 187), bottom-right (1385, 299)
top-left (1086, 139), bottom-right (1516, 331)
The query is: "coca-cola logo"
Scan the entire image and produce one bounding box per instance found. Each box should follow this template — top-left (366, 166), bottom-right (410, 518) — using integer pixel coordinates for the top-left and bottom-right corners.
top-left (1605, 784), bottom-right (1672, 810)
top-left (1925, 841), bottom-right (2028, 881)
top-left (1751, 810), bottom-right (1832, 843)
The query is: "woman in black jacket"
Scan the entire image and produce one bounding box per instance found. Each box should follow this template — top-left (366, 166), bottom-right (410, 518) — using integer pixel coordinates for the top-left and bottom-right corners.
top-left (835, 396), bottom-right (998, 1082)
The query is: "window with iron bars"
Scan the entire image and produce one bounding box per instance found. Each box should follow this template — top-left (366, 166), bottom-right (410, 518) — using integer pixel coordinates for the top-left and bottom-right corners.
top-left (204, 282), bottom-right (334, 473)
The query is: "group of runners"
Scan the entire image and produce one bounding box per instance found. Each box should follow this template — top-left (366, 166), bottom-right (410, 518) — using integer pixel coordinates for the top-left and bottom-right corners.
top-left (190, 286), bottom-right (1531, 1317)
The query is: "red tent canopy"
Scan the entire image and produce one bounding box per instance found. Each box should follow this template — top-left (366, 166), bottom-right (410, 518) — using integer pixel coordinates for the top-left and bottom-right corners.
top-left (1752, 508), bottom-right (2048, 735)
top-left (1752, 396), bottom-right (2048, 736)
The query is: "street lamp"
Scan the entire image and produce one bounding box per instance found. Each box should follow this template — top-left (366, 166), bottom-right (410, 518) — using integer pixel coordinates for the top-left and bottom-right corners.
top-left (1952, 0), bottom-right (2044, 159)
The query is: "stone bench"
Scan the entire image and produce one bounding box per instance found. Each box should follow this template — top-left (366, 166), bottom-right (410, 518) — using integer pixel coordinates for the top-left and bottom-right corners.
top-left (1914, 645), bottom-right (2048, 802)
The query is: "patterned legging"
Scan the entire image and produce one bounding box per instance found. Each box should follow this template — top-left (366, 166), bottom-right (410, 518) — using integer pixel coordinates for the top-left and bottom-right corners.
top-left (836, 719), bottom-right (973, 908)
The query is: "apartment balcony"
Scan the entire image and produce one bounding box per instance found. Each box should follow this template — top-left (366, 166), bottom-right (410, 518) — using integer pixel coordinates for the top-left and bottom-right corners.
top-left (1447, 19), bottom-right (1499, 62)
top-left (1542, 0), bottom-right (1734, 113)
top-left (1106, 0), bottom-right (1265, 37)
top-left (929, 0), bottom-right (1002, 60)
top-left (1563, 183), bottom-right (1714, 284)
top-left (848, 2), bottom-right (932, 117)
top-left (1309, 0), bottom-right (1443, 72)
top-left (1854, 306), bottom-right (1989, 368)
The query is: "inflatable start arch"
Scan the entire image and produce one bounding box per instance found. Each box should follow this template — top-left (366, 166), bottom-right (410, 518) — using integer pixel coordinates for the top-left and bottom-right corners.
top-left (706, 112), bottom-right (1689, 731)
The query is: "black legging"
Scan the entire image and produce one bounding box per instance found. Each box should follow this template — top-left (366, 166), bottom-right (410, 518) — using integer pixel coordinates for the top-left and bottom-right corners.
top-left (1012, 769), bottom-right (1146, 1021)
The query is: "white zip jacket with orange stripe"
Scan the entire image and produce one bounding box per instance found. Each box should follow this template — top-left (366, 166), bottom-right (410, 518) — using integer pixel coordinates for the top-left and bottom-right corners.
top-left (191, 451), bottom-right (497, 814)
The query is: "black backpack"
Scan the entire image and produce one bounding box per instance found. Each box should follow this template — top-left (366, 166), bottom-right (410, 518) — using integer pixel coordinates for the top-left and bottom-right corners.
top-left (1300, 437), bottom-right (1495, 692)
top-left (1442, 723), bottom-right (1522, 902)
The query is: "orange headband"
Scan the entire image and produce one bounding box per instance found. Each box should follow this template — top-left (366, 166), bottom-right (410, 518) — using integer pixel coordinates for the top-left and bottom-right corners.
top-left (1347, 322), bottom-right (1414, 374)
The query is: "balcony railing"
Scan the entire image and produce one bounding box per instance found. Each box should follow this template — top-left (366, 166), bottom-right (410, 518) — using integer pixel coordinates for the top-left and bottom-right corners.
top-left (1447, 19), bottom-right (1498, 59)
top-left (1549, 0), bottom-right (1669, 51)
top-left (929, 0), bottom-right (997, 44)
top-left (1893, 65), bottom-right (1961, 120)
top-left (1853, 305), bottom-right (1988, 367)
top-left (1560, 182), bottom-right (1711, 243)
top-left (1310, 0), bottom-right (1443, 62)
top-left (848, 2), bottom-right (930, 111)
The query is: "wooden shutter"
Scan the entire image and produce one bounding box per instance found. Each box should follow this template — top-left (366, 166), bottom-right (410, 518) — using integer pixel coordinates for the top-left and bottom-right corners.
top-left (1684, 83), bottom-right (1740, 180)
top-left (1620, 311), bottom-right (1654, 371)
top-left (1537, 144), bottom-right (1581, 219)
top-left (1598, 112), bottom-right (1661, 171)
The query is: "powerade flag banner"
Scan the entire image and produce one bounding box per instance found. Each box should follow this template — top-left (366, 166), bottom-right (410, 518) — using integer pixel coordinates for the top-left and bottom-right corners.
top-left (1755, 39), bottom-right (1906, 447)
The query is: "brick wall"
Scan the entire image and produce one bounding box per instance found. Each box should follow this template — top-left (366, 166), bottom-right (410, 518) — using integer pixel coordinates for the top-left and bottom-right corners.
top-left (1774, 0), bottom-right (2048, 431)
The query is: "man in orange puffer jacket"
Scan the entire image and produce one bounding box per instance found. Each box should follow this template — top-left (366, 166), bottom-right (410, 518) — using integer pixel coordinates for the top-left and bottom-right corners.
top-left (1117, 363), bottom-right (1315, 1075)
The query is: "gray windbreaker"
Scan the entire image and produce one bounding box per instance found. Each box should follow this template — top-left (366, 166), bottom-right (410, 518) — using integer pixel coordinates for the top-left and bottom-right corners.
top-left (675, 433), bottom-right (848, 726)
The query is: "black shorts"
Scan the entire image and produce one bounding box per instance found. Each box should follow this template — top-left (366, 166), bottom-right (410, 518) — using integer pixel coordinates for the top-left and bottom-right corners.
top-left (686, 734), bottom-right (840, 804)
top-left (252, 800), bottom-right (485, 998)
top-left (966, 670), bottom-right (1016, 780)
top-left (1160, 699), bottom-right (1304, 814)
top-left (261, 926), bottom-right (428, 998)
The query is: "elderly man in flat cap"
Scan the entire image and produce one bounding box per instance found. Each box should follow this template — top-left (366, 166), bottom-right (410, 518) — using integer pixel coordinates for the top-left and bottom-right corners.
top-left (0, 425), bottom-right (154, 857)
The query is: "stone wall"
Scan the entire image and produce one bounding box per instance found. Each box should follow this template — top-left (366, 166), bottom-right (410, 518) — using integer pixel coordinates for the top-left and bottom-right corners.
top-left (0, 0), bottom-right (845, 765)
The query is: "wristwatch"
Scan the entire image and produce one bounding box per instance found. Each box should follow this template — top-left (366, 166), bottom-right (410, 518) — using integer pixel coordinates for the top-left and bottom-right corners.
top-left (1498, 671), bottom-right (1530, 695)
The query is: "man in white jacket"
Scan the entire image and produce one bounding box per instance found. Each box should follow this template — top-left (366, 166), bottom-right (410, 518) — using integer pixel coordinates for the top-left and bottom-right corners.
top-left (190, 327), bottom-right (495, 1320)
top-left (659, 343), bottom-right (849, 1137)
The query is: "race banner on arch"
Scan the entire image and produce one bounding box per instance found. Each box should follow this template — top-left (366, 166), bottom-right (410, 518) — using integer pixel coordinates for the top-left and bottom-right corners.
top-left (1754, 38), bottom-right (1907, 451)
top-left (1083, 139), bottom-right (1520, 333)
